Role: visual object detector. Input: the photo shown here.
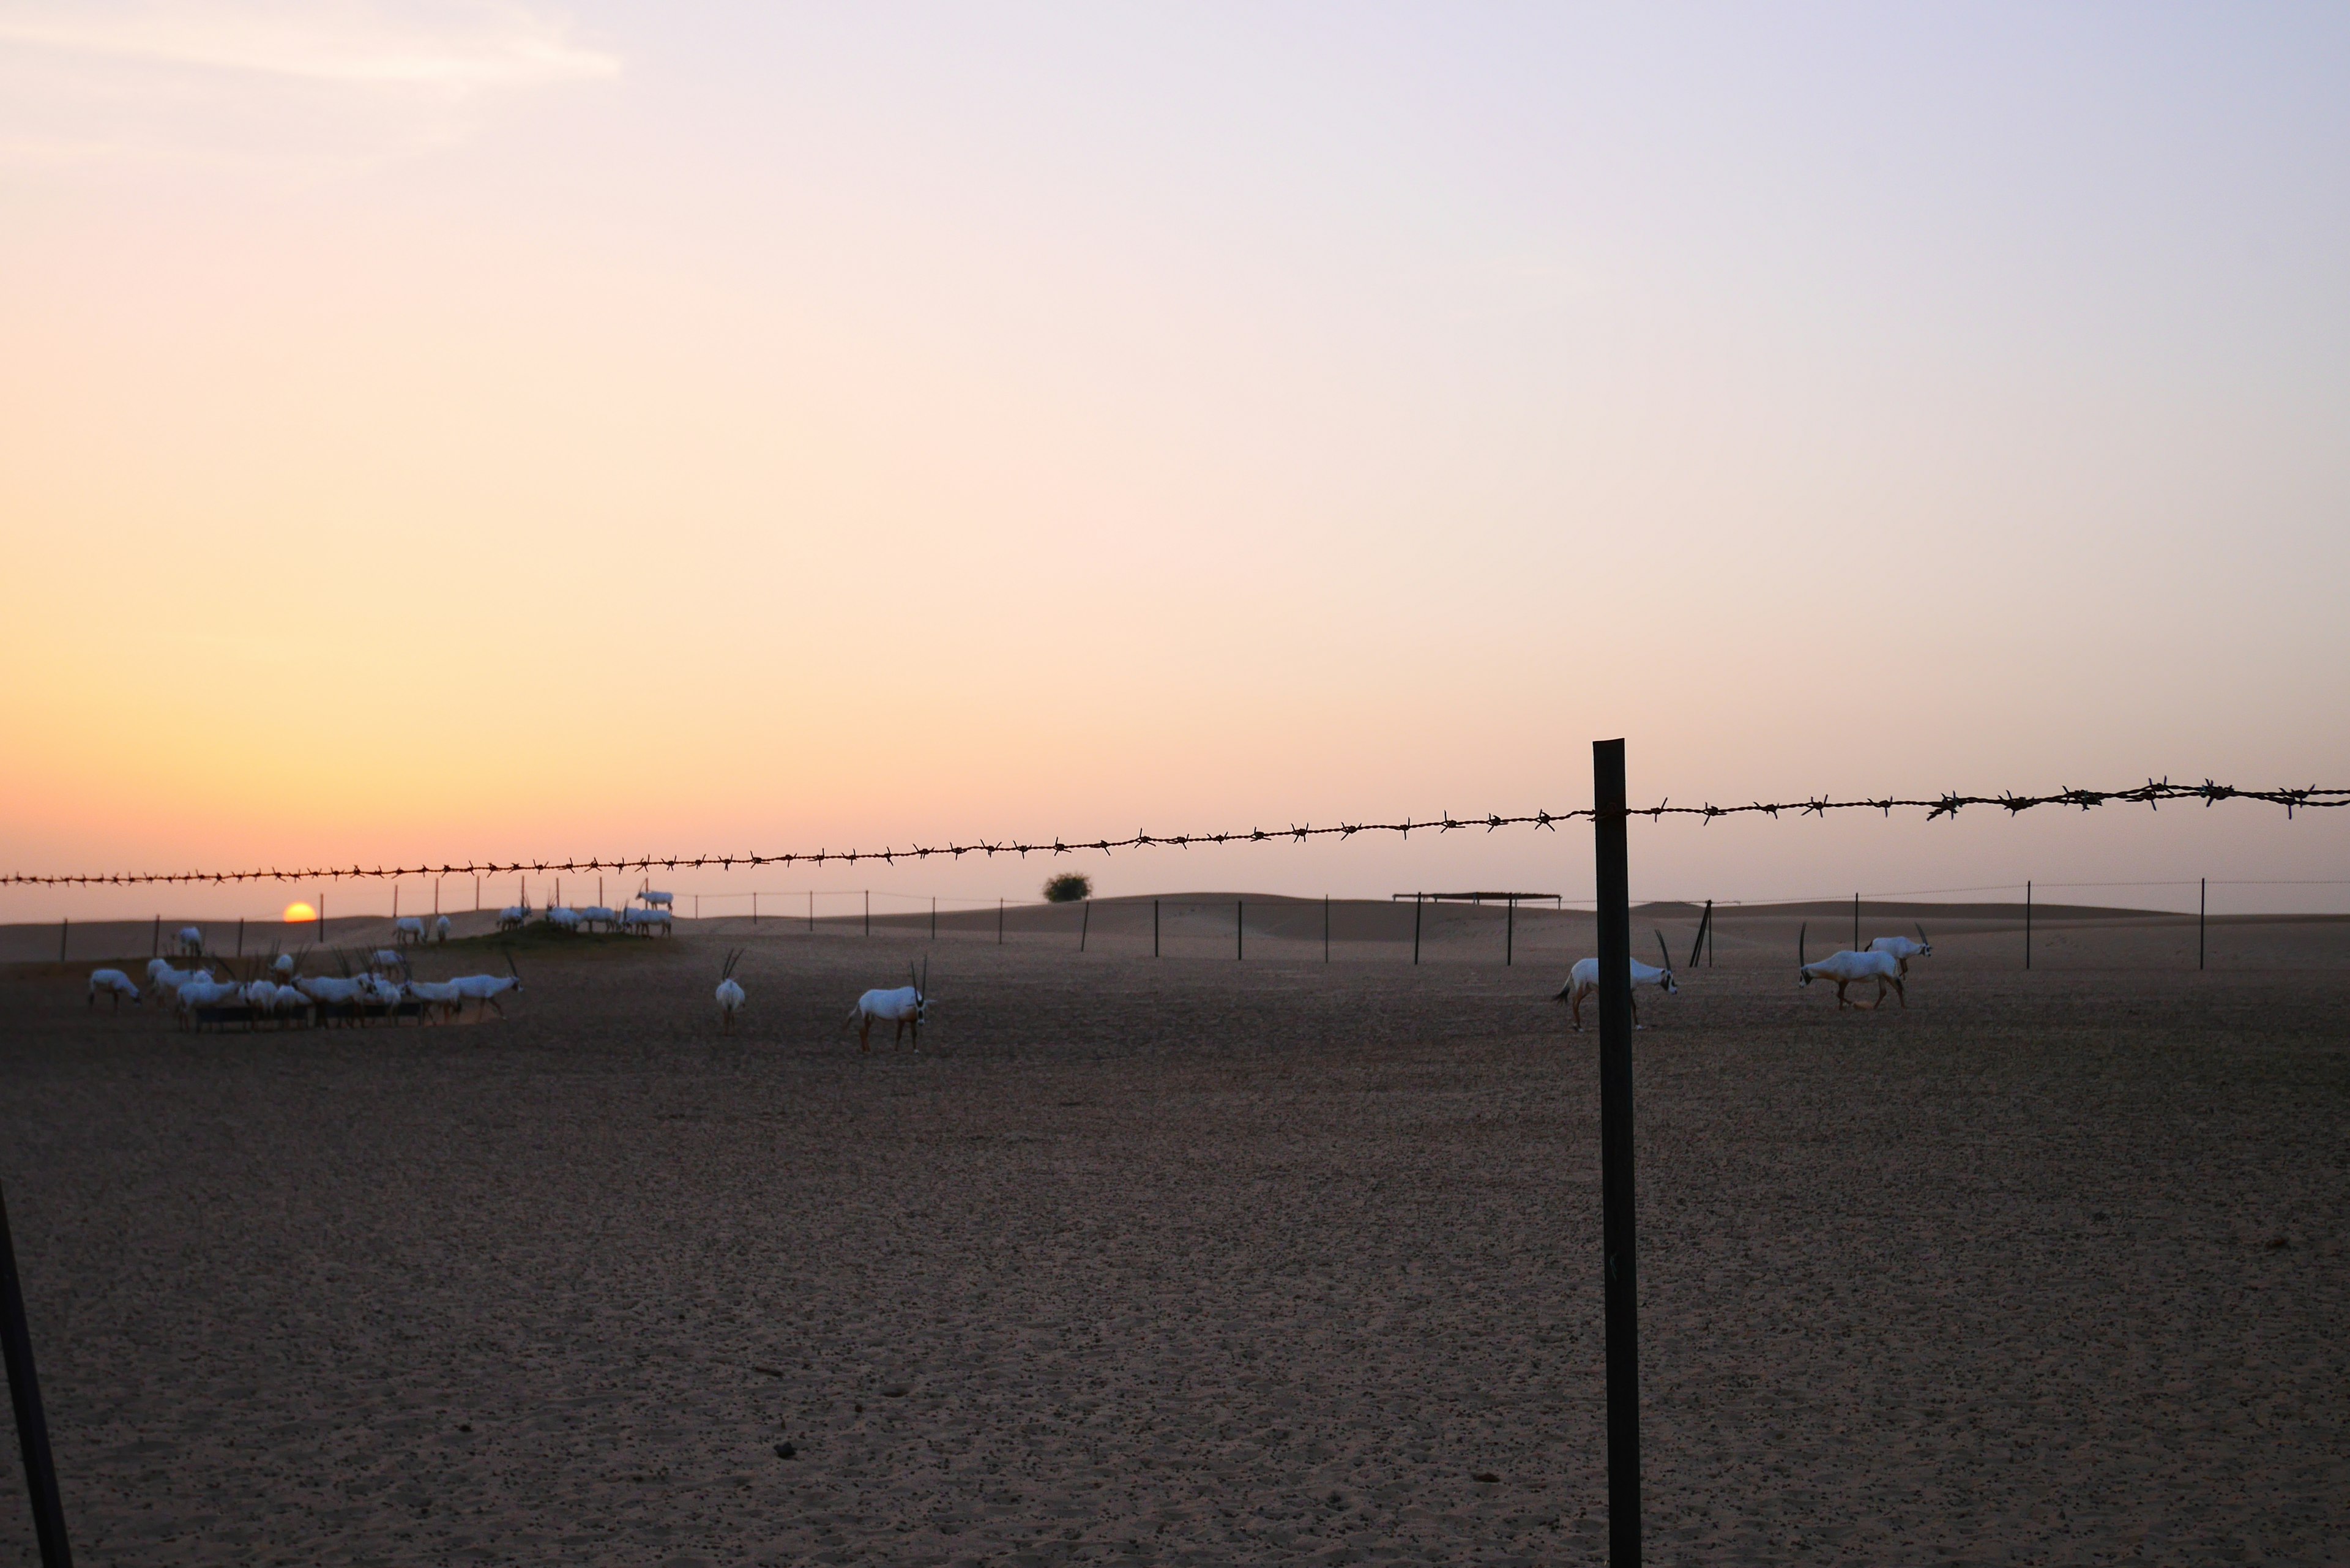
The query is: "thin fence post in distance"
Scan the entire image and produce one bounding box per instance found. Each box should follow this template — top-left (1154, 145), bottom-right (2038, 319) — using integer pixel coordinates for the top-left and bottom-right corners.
top-left (1236, 901), bottom-right (1243, 961)
top-left (1507, 896), bottom-right (1515, 968)
top-left (931, 897), bottom-right (937, 943)
top-left (1154, 900), bottom-right (1160, 958)
top-left (1412, 894), bottom-right (1422, 966)
top-left (151, 917), bottom-right (159, 959)
top-left (998, 899), bottom-right (1004, 946)
top-left (1591, 736), bottom-right (1640, 1568)
top-left (864, 890), bottom-right (870, 938)
top-left (1324, 895), bottom-right (1330, 964)
top-left (752, 892), bottom-right (757, 925)
top-left (58, 920), bottom-right (65, 966)
top-left (1852, 892), bottom-right (1859, 954)
top-left (2199, 878), bottom-right (2206, 970)
top-left (1, 1176), bottom-right (75, 1568)
top-left (2026, 880), bottom-right (2032, 970)
top-left (808, 890), bottom-right (815, 935)
top-left (1080, 900), bottom-right (1090, 953)
top-left (319, 892), bottom-right (324, 948)
top-left (236, 918), bottom-right (243, 959)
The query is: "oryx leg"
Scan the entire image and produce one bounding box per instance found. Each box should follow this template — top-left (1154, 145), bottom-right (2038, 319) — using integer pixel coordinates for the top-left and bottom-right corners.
top-left (859, 1014), bottom-right (873, 1053)
top-left (1888, 976), bottom-right (1906, 1009)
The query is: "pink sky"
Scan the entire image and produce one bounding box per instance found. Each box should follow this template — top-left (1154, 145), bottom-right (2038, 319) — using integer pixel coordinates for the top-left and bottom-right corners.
top-left (4, 4), bottom-right (2347, 921)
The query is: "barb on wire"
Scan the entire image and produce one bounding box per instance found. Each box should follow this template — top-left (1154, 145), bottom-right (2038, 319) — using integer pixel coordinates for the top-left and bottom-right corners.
top-left (7, 778), bottom-right (2344, 887)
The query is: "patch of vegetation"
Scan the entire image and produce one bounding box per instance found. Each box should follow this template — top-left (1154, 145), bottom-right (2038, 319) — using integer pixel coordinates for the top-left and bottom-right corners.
top-left (1042, 873), bottom-right (1093, 903)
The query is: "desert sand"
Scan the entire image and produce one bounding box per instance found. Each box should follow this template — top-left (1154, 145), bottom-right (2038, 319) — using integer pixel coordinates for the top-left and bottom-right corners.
top-left (0, 900), bottom-right (2343, 1564)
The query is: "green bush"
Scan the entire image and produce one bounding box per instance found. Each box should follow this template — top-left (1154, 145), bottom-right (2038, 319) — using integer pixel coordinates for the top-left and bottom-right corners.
top-left (1042, 873), bottom-right (1093, 903)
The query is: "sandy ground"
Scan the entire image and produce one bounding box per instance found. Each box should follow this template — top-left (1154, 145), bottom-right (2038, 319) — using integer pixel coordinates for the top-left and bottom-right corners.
top-left (0, 909), bottom-right (2344, 1565)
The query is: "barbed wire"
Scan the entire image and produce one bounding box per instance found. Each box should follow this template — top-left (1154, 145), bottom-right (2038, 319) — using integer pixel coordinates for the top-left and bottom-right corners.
top-left (6, 778), bottom-right (2343, 887)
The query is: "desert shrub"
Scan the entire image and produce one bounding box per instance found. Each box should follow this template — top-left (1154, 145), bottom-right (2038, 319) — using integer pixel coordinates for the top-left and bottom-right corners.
top-left (1042, 873), bottom-right (1093, 903)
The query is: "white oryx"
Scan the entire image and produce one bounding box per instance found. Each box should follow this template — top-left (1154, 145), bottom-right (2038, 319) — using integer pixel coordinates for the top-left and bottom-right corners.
top-left (433, 914), bottom-right (452, 943)
top-left (580, 906), bottom-right (617, 932)
top-left (88, 969), bottom-right (142, 1009)
top-left (272, 952), bottom-right (297, 978)
top-left (146, 958), bottom-right (211, 1003)
top-left (174, 975), bottom-right (244, 1027)
top-left (639, 889), bottom-right (674, 910)
top-left (1799, 924), bottom-right (1906, 1010)
top-left (619, 906), bottom-right (673, 937)
top-left (1554, 931), bottom-right (1680, 1032)
top-left (845, 960), bottom-right (928, 1052)
top-left (176, 925), bottom-right (204, 957)
top-left (544, 906), bottom-right (582, 933)
top-left (715, 949), bottom-right (746, 1032)
top-left (368, 948), bottom-right (410, 977)
top-left (450, 955), bottom-right (524, 1017)
top-left (394, 916), bottom-right (427, 946)
top-left (496, 904), bottom-right (531, 933)
top-left (1866, 924), bottom-right (1934, 976)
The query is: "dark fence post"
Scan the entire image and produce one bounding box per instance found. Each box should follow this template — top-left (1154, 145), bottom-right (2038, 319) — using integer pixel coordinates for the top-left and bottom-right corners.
top-left (1412, 894), bottom-right (1422, 966)
top-left (1707, 900), bottom-right (1715, 966)
top-left (1080, 901), bottom-right (1091, 952)
top-left (236, 918), bottom-right (244, 958)
top-left (1506, 897), bottom-right (1515, 967)
top-left (998, 899), bottom-right (1004, 946)
top-left (1236, 901), bottom-right (1244, 961)
top-left (752, 892), bottom-right (758, 925)
top-left (2025, 880), bottom-right (2032, 970)
top-left (1324, 895), bottom-right (1330, 964)
top-left (1592, 737), bottom-right (1640, 1568)
top-left (57, 920), bottom-right (66, 966)
top-left (0, 1177), bottom-right (74, 1568)
top-left (1852, 893), bottom-right (1859, 953)
top-left (864, 890), bottom-right (870, 938)
top-left (151, 917), bottom-right (159, 959)
top-left (808, 891), bottom-right (815, 935)
top-left (1154, 900), bottom-right (1160, 958)
top-left (931, 898), bottom-right (938, 943)
top-left (2198, 878), bottom-right (2206, 970)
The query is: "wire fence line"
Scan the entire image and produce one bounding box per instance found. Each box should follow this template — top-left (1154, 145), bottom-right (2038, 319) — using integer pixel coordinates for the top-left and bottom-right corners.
top-left (6, 778), bottom-right (2344, 887)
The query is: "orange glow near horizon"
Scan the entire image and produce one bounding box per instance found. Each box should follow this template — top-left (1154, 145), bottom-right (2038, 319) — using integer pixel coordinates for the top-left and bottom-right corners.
top-left (282, 903), bottom-right (318, 924)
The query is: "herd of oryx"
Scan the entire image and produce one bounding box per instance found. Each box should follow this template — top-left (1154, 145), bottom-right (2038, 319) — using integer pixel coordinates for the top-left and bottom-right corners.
top-left (81, 901), bottom-right (1928, 1039)
top-left (1554, 909), bottom-right (1936, 1028)
top-left (86, 923), bottom-right (526, 1029)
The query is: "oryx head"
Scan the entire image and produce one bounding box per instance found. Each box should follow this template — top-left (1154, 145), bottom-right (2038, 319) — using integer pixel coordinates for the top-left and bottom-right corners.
top-left (1652, 930), bottom-right (1679, 995)
top-left (909, 957), bottom-right (930, 1022)
top-left (1913, 920), bottom-right (1933, 957)
top-left (504, 950), bottom-right (524, 992)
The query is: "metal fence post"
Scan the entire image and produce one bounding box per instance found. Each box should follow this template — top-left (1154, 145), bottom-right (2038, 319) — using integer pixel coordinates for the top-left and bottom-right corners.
top-left (1591, 737), bottom-right (1641, 1568)
top-left (931, 898), bottom-right (937, 943)
top-left (864, 890), bottom-right (870, 938)
top-left (1324, 895), bottom-right (1330, 964)
top-left (2198, 878), bottom-right (2206, 970)
top-left (57, 920), bottom-right (66, 966)
top-left (2025, 880), bottom-right (2032, 970)
top-left (998, 898), bottom-right (1004, 946)
top-left (1412, 894), bottom-right (1422, 966)
top-left (0, 1177), bottom-right (74, 1568)
top-left (752, 892), bottom-right (758, 925)
top-left (151, 916), bottom-right (159, 959)
top-left (1236, 901), bottom-right (1243, 961)
top-left (1506, 896), bottom-right (1515, 967)
top-left (1852, 892), bottom-right (1859, 954)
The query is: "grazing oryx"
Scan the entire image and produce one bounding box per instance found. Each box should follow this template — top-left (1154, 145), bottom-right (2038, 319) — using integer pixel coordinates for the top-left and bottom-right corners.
top-left (1799, 924), bottom-right (1906, 1010)
top-left (496, 904), bottom-right (530, 933)
top-left (1867, 924), bottom-right (1934, 976)
top-left (640, 889), bottom-right (674, 910)
top-left (368, 948), bottom-right (410, 977)
top-left (715, 949), bottom-right (747, 1032)
top-left (176, 925), bottom-right (204, 957)
top-left (174, 975), bottom-right (244, 1028)
top-left (394, 916), bottom-right (427, 946)
top-left (272, 952), bottom-right (297, 978)
top-left (845, 960), bottom-right (928, 1052)
top-left (433, 914), bottom-right (452, 943)
top-left (580, 906), bottom-right (617, 932)
top-left (1554, 931), bottom-right (1680, 1032)
top-left (544, 906), bottom-right (582, 933)
top-left (88, 969), bottom-right (141, 1010)
top-left (146, 959), bottom-right (210, 1003)
top-left (619, 906), bottom-right (673, 937)
top-left (450, 955), bottom-right (524, 1017)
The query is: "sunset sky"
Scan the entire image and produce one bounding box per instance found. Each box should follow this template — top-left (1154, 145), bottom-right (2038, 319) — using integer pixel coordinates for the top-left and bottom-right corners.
top-left (4, 3), bottom-right (2347, 921)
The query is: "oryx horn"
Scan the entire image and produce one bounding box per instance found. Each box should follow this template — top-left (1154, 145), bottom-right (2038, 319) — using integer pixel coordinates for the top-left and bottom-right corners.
top-left (920, 955), bottom-right (928, 994)
top-left (504, 949), bottom-right (520, 979)
top-left (1799, 922), bottom-right (1808, 968)
top-left (1915, 920), bottom-right (1931, 945)
top-left (1654, 929), bottom-right (1673, 973)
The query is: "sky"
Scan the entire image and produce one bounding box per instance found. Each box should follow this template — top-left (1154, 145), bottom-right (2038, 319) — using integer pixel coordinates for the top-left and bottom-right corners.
top-left (4, 1), bottom-right (2348, 922)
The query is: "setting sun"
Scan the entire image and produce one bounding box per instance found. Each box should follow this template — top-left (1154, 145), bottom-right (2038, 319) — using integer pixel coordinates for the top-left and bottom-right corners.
top-left (282, 902), bottom-right (317, 924)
